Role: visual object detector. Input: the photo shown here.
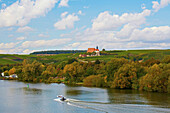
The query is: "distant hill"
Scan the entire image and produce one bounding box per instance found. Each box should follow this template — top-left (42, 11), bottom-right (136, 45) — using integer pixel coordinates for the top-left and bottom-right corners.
top-left (30, 50), bottom-right (86, 55)
top-left (0, 49), bottom-right (169, 65)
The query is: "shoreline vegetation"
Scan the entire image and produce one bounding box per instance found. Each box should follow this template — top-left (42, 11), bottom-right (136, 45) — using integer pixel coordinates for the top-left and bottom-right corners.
top-left (0, 50), bottom-right (170, 93)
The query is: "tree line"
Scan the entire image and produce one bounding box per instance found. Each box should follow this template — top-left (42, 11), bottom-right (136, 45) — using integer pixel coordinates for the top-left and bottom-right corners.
top-left (0, 56), bottom-right (170, 93)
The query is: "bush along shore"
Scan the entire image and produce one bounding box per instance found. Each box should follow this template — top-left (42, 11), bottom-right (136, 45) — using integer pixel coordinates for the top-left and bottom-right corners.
top-left (0, 56), bottom-right (170, 93)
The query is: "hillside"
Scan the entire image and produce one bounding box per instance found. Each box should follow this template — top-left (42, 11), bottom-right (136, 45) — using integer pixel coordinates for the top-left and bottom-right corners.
top-left (80, 49), bottom-right (170, 62)
top-left (31, 50), bottom-right (86, 55)
top-left (0, 49), bottom-right (169, 65)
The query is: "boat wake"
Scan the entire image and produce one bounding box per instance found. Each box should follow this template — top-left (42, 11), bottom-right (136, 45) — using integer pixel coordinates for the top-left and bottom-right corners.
top-left (54, 97), bottom-right (170, 113)
top-left (54, 98), bottom-right (108, 113)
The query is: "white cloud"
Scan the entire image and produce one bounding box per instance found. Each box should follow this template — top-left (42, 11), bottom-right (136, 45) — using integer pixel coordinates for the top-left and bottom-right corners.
top-left (59, 4), bottom-right (170, 50)
top-left (1, 3), bottom-right (6, 9)
top-left (92, 9), bottom-right (151, 31)
top-left (116, 24), bottom-right (139, 38)
top-left (0, 0), bottom-right (58, 27)
top-left (54, 13), bottom-right (79, 30)
top-left (21, 38), bottom-right (71, 48)
top-left (16, 26), bottom-right (33, 32)
top-left (16, 36), bottom-right (26, 40)
top-left (58, 0), bottom-right (69, 7)
top-left (0, 50), bottom-right (6, 54)
top-left (141, 3), bottom-right (146, 10)
top-left (38, 34), bottom-right (49, 38)
top-left (75, 28), bottom-right (115, 42)
top-left (78, 10), bottom-right (82, 15)
top-left (70, 42), bottom-right (80, 48)
top-left (130, 26), bottom-right (170, 41)
top-left (152, 0), bottom-right (170, 12)
top-left (0, 42), bottom-right (19, 49)
top-left (61, 11), bottom-right (68, 18)
top-left (23, 49), bottom-right (35, 54)
top-left (152, 1), bottom-right (160, 12)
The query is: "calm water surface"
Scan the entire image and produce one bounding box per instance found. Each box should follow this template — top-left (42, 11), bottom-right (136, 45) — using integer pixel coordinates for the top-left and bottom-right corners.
top-left (0, 80), bottom-right (169, 113)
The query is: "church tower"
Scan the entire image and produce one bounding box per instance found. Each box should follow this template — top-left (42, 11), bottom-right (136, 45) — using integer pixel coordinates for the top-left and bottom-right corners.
top-left (96, 46), bottom-right (98, 50)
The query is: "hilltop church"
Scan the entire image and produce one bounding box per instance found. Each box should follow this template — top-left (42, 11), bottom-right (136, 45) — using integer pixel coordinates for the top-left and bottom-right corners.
top-left (87, 46), bottom-right (100, 56)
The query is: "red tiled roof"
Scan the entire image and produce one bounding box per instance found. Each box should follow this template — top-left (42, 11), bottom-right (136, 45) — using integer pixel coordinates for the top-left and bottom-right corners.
top-left (87, 48), bottom-right (99, 53)
top-left (87, 48), bottom-right (95, 53)
top-left (95, 49), bottom-right (99, 51)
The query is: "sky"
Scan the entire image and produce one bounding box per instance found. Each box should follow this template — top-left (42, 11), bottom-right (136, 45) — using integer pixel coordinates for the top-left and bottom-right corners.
top-left (0, 0), bottom-right (170, 54)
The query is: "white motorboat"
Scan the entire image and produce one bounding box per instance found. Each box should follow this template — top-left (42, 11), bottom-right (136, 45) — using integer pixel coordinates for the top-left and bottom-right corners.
top-left (57, 95), bottom-right (66, 101)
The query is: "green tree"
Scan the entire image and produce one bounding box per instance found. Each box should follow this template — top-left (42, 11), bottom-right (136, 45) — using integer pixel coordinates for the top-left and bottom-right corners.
top-left (106, 58), bottom-right (128, 82)
top-left (8, 67), bottom-right (16, 75)
top-left (162, 55), bottom-right (170, 64)
top-left (143, 58), bottom-right (160, 67)
top-left (63, 62), bottom-right (84, 83)
top-left (22, 60), bottom-right (44, 82)
top-left (111, 63), bottom-right (137, 89)
top-left (83, 75), bottom-right (106, 87)
top-left (67, 58), bottom-right (78, 64)
top-left (139, 64), bottom-right (169, 92)
top-left (42, 65), bottom-right (56, 79)
top-left (4, 70), bottom-right (9, 76)
top-left (95, 59), bottom-right (100, 64)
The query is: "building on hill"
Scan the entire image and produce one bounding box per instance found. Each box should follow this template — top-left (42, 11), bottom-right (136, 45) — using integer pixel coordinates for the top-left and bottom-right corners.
top-left (79, 54), bottom-right (87, 58)
top-left (87, 46), bottom-right (100, 56)
top-left (87, 48), bottom-right (96, 53)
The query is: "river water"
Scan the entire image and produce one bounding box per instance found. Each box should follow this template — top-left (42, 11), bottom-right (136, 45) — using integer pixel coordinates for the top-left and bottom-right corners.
top-left (0, 80), bottom-right (169, 113)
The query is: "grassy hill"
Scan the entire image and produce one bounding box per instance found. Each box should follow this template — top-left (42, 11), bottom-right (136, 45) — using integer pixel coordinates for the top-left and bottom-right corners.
top-left (80, 49), bottom-right (170, 62)
top-left (0, 53), bottom-right (80, 65)
top-left (0, 49), bottom-right (169, 65)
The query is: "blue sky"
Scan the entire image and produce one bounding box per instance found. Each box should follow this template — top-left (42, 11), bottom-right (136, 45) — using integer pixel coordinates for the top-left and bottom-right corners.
top-left (0, 0), bottom-right (170, 54)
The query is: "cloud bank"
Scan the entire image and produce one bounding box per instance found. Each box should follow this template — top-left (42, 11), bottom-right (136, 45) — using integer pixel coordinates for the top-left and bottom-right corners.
top-left (54, 12), bottom-right (79, 30)
top-left (0, 0), bottom-right (58, 27)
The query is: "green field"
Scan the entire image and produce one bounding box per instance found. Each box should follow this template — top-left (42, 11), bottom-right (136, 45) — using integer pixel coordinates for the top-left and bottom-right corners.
top-left (0, 49), bottom-right (169, 65)
top-left (80, 49), bottom-right (170, 62)
top-left (0, 53), bottom-right (79, 65)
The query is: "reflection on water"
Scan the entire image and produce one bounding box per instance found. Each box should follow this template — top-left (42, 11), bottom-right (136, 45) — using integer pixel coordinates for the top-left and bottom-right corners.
top-left (22, 87), bottom-right (42, 95)
top-left (107, 88), bottom-right (170, 108)
top-left (107, 88), bottom-right (146, 104)
top-left (66, 89), bottom-right (91, 96)
top-left (141, 92), bottom-right (170, 108)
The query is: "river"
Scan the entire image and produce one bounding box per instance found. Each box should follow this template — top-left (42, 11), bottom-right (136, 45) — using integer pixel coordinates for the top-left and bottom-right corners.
top-left (0, 80), bottom-right (169, 113)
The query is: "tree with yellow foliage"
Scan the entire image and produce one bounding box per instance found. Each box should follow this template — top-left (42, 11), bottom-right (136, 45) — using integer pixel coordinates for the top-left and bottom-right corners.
top-left (139, 64), bottom-right (170, 92)
top-left (63, 62), bottom-right (84, 83)
top-left (111, 63), bottom-right (137, 89)
top-left (8, 67), bottom-right (16, 75)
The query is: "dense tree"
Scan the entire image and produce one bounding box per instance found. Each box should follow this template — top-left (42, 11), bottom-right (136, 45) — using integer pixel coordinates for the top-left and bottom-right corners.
top-left (168, 76), bottom-right (170, 93)
top-left (8, 67), bottom-right (16, 75)
top-left (22, 60), bottom-right (44, 82)
top-left (42, 65), bottom-right (56, 79)
top-left (4, 70), bottom-right (9, 76)
top-left (143, 58), bottom-right (160, 67)
top-left (95, 59), bottom-right (100, 64)
top-left (2, 55), bottom-right (169, 93)
top-left (83, 75), bottom-right (106, 87)
top-left (63, 62), bottom-right (84, 83)
top-left (106, 58), bottom-right (128, 81)
top-left (111, 63), bottom-right (137, 89)
top-left (139, 64), bottom-right (170, 92)
top-left (67, 58), bottom-right (78, 64)
top-left (162, 55), bottom-right (170, 64)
